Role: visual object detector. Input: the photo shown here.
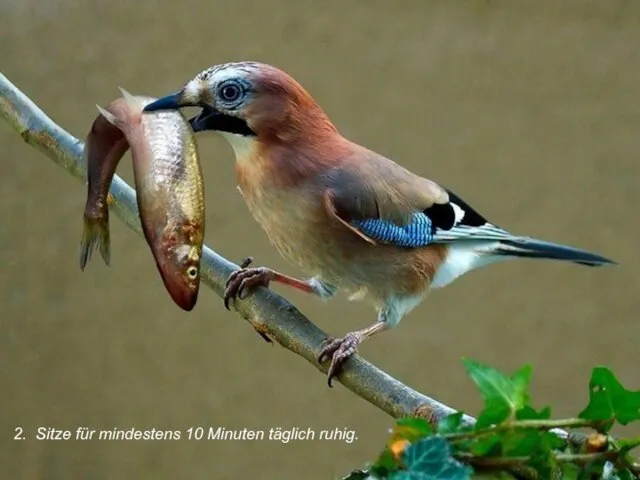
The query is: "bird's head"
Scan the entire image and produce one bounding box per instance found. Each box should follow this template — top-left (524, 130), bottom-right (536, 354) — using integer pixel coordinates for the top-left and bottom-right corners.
top-left (143, 62), bottom-right (337, 147)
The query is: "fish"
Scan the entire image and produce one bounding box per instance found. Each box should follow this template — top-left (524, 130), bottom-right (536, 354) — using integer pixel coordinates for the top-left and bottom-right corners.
top-left (79, 88), bottom-right (206, 311)
top-left (79, 105), bottom-right (130, 269)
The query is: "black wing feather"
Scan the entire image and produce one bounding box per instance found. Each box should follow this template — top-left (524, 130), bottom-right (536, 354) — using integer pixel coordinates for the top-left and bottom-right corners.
top-left (422, 187), bottom-right (491, 233)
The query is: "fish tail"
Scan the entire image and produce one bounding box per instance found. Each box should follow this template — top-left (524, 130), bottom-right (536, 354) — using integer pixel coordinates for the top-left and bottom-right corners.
top-left (492, 237), bottom-right (617, 267)
top-left (96, 87), bottom-right (144, 126)
top-left (118, 87), bottom-right (146, 113)
top-left (79, 214), bottom-right (111, 270)
top-left (95, 104), bottom-right (123, 127)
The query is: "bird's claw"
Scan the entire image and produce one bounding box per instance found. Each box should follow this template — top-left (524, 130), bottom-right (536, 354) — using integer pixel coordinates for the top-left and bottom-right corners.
top-left (317, 332), bottom-right (361, 387)
top-left (238, 257), bottom-right (254, 269)
top-left (223, 258), bottom-right (274, 310)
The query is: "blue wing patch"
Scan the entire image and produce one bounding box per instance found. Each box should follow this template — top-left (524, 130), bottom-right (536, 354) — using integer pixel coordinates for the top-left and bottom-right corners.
top-left (351, 212), bottom-right (434, 248)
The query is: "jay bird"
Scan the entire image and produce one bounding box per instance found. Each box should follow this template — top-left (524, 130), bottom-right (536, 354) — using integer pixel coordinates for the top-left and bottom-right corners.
top-left (143, 61), bottom-right (616, 386)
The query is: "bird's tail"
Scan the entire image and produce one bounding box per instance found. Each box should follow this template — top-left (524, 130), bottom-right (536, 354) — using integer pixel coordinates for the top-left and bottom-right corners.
top-left (492, 237), bottom-right (616, 267)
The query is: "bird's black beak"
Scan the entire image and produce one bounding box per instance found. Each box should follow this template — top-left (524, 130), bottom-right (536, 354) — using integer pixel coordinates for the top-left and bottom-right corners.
top-left (143, 91), bottom-right (193, 112)
top-left (143, 90), bottom-right (219, 133)
top-left (143, 88), bottom-right (256, 136)
top-left (187, 106), bottom-right (221, 133)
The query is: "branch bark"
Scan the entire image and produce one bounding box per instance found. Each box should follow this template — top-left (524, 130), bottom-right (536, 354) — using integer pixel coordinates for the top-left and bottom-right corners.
top-left (0, 71), bottom-right (529, 431)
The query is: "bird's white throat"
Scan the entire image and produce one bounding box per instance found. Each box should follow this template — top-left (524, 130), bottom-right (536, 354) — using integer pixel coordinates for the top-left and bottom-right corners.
top-left (219, 132), bottom-right (258, 163)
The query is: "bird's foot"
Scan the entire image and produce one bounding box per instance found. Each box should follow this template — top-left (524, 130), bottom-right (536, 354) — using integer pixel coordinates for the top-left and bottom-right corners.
top-left (317, 332), bottom-right (362, 387)
top-left (223, 257), bottom-right (274, 310)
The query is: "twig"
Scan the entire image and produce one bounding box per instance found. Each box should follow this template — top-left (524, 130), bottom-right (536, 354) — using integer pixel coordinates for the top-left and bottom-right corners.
top-left (0, 71), bottom-right (474, 426)
top-left (456, 450), bottom-right (619, 468)
top-left (446, 418), bottom-right (600, 442)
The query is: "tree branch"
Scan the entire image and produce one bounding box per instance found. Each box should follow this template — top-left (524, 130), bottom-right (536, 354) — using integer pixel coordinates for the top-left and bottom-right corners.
top-left (0, 71), bottom-right (478, 427)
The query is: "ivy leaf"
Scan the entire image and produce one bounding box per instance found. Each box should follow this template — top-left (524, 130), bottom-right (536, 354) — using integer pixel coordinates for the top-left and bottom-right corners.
top-left (370, 447), bottom-right (399, 478)
top-left (437, 412), bottom-right (466, 435)
top-left (395, 417), bottom-right (433, 440)
top-left (469, 434), bottom-right (502, 456)
top-left (617, 436), bottom-right (640, 454)
top-left (371, 417), bottom-right (434, 474)
top-left (370, 417), bottom-right (435, 477)
top-left (559, 463), bottom-right (580, 480)
top-left (500, 430), bottom-right (562, 457)
top-left (516, 405), bottom-right (551, 421)
top-left (462, 358), bottom-right (532, 428)
top-left (467, 428), bottom-right (564, 461)
top-left (615, 470), bottom-right (637, 480)
top-left (525, 432), bottom-right (565, 477)
top-left (579, 458), bottom-right (616, 479)
top-left (578, 367), bottom-right (640, 431)
top-left (390, 436), bottom-right (473, 480)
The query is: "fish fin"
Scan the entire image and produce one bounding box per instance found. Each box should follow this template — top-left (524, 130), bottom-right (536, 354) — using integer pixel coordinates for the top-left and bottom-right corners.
top-left (95, 105), bottom-right (121, 127)
top-left (79, 215), bottom-right (111, 270)
top-left (118, 87), bottom-right (144, 110)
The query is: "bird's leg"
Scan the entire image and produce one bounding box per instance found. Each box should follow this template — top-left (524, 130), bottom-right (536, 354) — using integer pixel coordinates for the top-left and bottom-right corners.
top-left (317, 321), bottom-right (388, 387)
top-left (317, 297), bottom-right (414, 387)
top-left (224, 257), bottom-right (336, 309)
top-left (224, 258), bottom-right (337, 343)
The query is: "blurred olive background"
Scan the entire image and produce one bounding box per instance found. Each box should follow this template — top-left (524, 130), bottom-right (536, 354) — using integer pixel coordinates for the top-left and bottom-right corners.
top-left (1, 0), bottom-right (638, 478)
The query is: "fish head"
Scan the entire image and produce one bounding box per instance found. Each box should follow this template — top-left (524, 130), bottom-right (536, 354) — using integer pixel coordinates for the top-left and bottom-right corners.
top-left (156, 241), bottom-right (202, 311)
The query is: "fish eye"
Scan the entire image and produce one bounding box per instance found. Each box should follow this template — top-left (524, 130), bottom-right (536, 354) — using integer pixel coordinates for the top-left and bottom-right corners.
top-left (186, 266), bottom-right (198, 280)
top-left (217, 81), bottom-right (243, 104)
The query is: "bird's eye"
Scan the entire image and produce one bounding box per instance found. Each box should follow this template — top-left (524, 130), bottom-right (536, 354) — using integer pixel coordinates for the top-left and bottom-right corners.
top-left (218, 83), bottom-right (242, 103)
top-left (186, 266), bottom-right (198, 280)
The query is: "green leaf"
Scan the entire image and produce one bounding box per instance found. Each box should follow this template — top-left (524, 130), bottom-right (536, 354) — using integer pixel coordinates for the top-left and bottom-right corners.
top-left (559, 463), bottom-right (580, 480)
top-left (617, 436), bottom-right (640, 454)
top-left (579, 458), bottom-right (614, 479)
top-left (615, 469), bottom-right (636, 480)
top-left (516, 405), bottom-right (551, 421)
top-left (370, 447), bottom-right (399, 478)
top-left (437, 413), bottom-right (466, 435)
top-left (469, 434), bottom-right (502, 456)
top-left (525, 431), bottom-right (565, 478)
top-left (462, 358), bottom-right (532, 428)
top-left (395, 417), bottom-right (433, 439)
top-left (370, 417), bottom-right (434, 477)
top-left (543, 431), bottom-right (566, 451)
top-left (578, 367), bottom-right (640, 431)
top-left (390, 436), bottom-right (473, 480)
top-left (500, 430), bottom-right (559, 457)
top-left (467, 428), bottom-right (565, 461)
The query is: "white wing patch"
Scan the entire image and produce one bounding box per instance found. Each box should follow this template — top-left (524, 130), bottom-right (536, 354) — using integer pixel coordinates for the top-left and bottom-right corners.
top-left (451, 202), bottom-right (466, 225)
